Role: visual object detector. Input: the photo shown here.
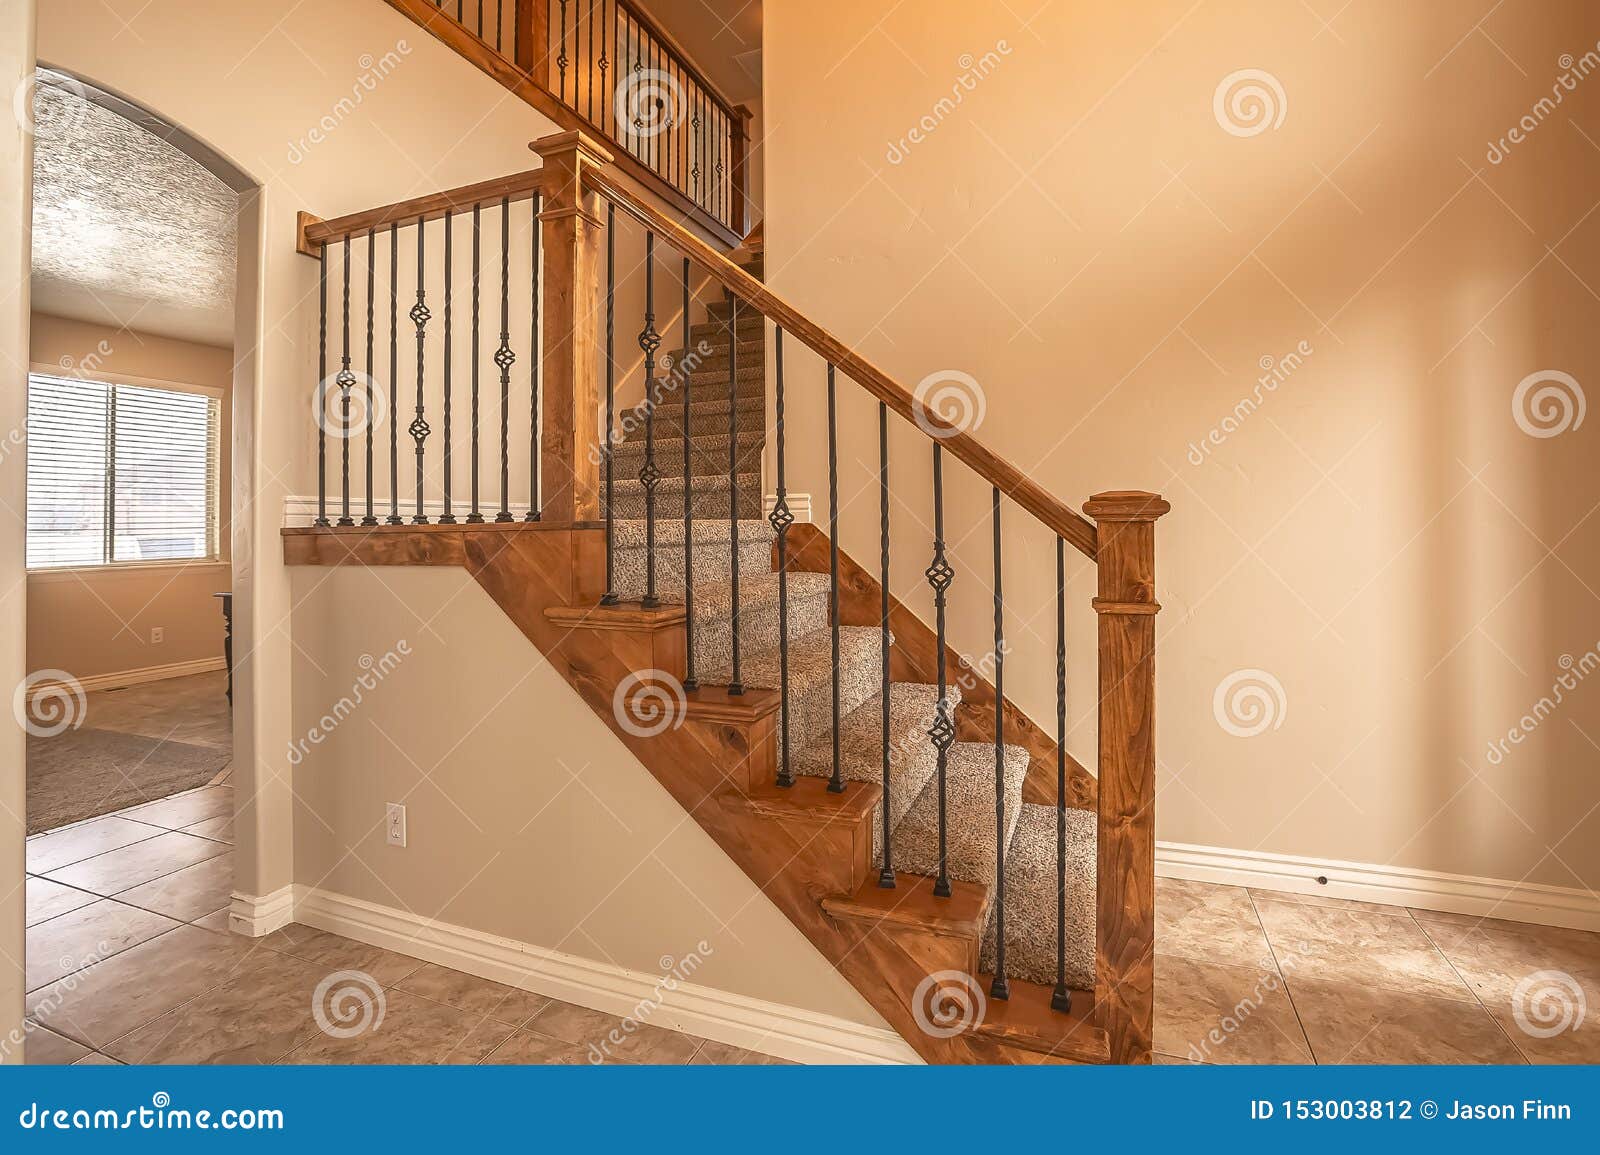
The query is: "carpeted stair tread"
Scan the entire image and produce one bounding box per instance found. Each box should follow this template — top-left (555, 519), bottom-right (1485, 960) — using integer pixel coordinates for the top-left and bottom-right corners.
top-left (704, 626), bottom-right (886, 748)
top-left (980, 802), bottom-right (1096, 991)
top-left (891, 742), bottom-right (1029, 889)
top-left (688, 571), bottom-right (831, 675)
top-left (610, 518), bottom-right (774, 600)
top-left (613, 430), bottom-right (765, 479)
top-left (607, 474), bottom-right (763, 520)
top-left (622, 398), bottom-right (766, 440)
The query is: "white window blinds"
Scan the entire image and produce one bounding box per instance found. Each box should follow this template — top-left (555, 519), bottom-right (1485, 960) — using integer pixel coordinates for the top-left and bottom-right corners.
top-left (26, 373), bottom-right (220, 569)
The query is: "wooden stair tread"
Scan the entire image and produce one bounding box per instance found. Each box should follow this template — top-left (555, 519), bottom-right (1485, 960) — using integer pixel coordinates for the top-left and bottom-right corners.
top-left (545, 601), bottom-right (685, 631)
top-left (737, 776), bottom-right (881, 824)
top-left (822, 871), bottom-right (991, 938)
top-left (972, 975), bottom-right (1107, 1063)
top-left (683, 685), bottom-right (781, 724)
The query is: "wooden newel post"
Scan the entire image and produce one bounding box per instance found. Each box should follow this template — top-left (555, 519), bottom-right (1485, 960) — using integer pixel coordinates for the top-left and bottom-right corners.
top-left (531, 130), bottom-right (613, 523)
top-left (729, 105), bottom-right (754, 241)
top-left (1084, 489), bottom-right (1170, 1065)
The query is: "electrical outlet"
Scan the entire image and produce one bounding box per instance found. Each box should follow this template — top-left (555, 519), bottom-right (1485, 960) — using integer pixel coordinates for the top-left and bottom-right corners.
top-left (150, 627), bottom-right (165, 644)
top-left (385, 802), bottom-right (407, 847)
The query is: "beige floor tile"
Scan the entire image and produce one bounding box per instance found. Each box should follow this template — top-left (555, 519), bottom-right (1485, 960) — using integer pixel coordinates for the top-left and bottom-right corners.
top-left (24, 925), bottom-right (263, 1050)
top-left (26, 899), bottom-right (182, 991)
top-left (525, 998), bottom-right (704, 1064)
top-left (24, 1022), bottom-right (91, 1065)
top-left (281, 988), bottom-right (515, 1064)
top-left (105, 950), bottom-right (330, 1065)
top-left (1287, 976), bottom-right (1524, 1064)
top-left (1156, 878), bottom-right (1274, 969)
top-left (183, 815), bottom-right (233, 843)
top-left (394, 964), bottom-right (551, 1026)
top-left (1153, 954), bottom-right (1312, 1064)
top-left (255, 924), bottom-right (425, 987)
top-left (1154, 1051), bottom-right (1203, 1064)
top-left (45, 831), bottom-right (229, 897)
top-left (26, 817), bottom-right (164, 875)
top-left (1253, 897), bottom-right (1470, 1001)
top-left (114, 855), bottom-right (233, 923)
top-left (1249, 887), bottom-right (1404, 917)
top-left (72, 1052), bottom-right (122, 1065)
top-left (1416, 918), bottom-right (1600, 1063)
top-left (690, 1039), bottom-right (794, 1065)
top-left (26, 877), bottom-right (99, 926)
top-left (119, 787), bottom-right (233, 832)
top-left (480, 1030), bottom-right (606, 1065)
top-left (192, 908), bottom-right (233, 934)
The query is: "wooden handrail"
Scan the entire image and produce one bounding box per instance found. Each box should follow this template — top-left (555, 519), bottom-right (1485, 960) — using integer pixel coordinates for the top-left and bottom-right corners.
top-left (582, 166), bottom-right (1100, 561)
top-left (295, 168), bottom-right (549, 255)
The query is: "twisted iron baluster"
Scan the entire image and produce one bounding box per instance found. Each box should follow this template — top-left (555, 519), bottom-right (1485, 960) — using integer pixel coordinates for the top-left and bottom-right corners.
top-left (1053, 534), bottom-right (1072, 1013)
top-left (600, 201), bottom-right (618, 605)
top-left (315, 245), bottom-right (329, 526)
top-left (495, 197), bottom-right (515, 522)
top-left (991, 486), bottom-right (1010, 1001)
top-left (337, 234), bottom-right (356, 525)
top-left (926, 444), bottom-right (954, 897)
top-left (467, 204), bottom-right (485, 523)
top-left (557, 0), bottom-right (569, 101)
top-left (878, 400), bottom-right (894, 886)
top-left (726, 294), bottom-right (742, 695)
top-left (639, 231), bottom-right (661, 607)
top-left (681, 257), bottom-right (698, 689)
top-left (387, 225), bottom-right (403, 524)
top-left (409, 220), bottom-right (431, 524)
top-left (527, 195), bottom-right (541, 521)
top-left (362, 228), bottom-right (378, 525)
top-left (826, 362), bottom-right (842, 793)
top-left (770, 328), bottom-right (794, 787)
top-left (439, 211), bottom-right (456, 524)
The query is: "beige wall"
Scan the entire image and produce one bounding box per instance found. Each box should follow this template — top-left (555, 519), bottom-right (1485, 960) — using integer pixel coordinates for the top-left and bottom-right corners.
top-left (26, 313), bottom-right (232, 682)
top-left (763, 0), bottom-right (1600, 891)
top-left (0, 0), bottom-right (35, 1064)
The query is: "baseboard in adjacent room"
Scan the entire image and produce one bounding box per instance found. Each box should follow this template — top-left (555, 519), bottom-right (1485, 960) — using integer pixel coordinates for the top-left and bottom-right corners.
top-left (38, 656), bottom-right (227, 695)
top-left (229, 884), bottom-right (297, 937)
top-left (1157, 840), bottom-right (1600, 932)
top-left (287, 886), bottom-right (917, 1065)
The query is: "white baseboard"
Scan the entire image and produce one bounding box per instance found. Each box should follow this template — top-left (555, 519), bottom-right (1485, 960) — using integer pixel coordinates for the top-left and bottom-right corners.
top-left (286, 885), bottom-right (917, 1065)
top-left (229, 884), bottom-right (297, 937)
top-left (763, 492), bottom-right (813, 524)
top-left (1157, 840), bottom-right (1600, 933)
top-left (34, 656), bottom-right (227, 696)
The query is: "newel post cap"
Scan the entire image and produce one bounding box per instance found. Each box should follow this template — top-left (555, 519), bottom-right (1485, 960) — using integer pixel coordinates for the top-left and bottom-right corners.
top-left (529, 129), bottom-right (615, 168)
top-left (1084, 490), bottom-right (1171, 523)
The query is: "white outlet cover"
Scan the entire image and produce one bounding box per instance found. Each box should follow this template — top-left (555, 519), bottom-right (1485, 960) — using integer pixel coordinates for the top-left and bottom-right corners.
top-left (385, 802), bottom-right (407, 847)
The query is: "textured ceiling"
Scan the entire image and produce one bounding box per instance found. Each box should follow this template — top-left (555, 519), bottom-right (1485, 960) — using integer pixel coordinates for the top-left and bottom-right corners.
top-left (30, 81), bottom-right (238, 347)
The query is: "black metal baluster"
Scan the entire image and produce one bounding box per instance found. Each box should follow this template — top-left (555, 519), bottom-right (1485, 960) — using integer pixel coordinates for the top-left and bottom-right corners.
top-left (770, 327), bottom-right (793, 786)
top-left (467, 204), bottom-right (485, 523)
top-left (600, 201), bottom-right (618, 604)
top-left (598, 0), bottom-right (609, 135)
top-left (878, 400), bottom-right (893, 886)
top-left (315, 244), bottom-right (329, 526)
top-left (1053, 534), bottom-right (1072, 1013)
top-left (362, 228), bottom-right (378, 525)
top-left (439, 211), bottom-right (456, 524)
top-left (387, 226), bottom-right (402, 524)
top-left (639, 230), bottom-right (661, 606)
top-left (990, 486), bottom-right (1010, 1001)
top-left (680, 256), bottom-right (697, 687)
top-left (337, 234), bottom-right (356, 525)
top-left (824, 362), bottom-right (842, 792)
top-left (527, 195), bottom-right (541, 521)
top-left (926, 444), bottom-right (954, 897)
top-left (495, 0), bottom-right (502, 51)
top-left (585, 0), bottom-right (594, 123)
top-left (409, 220), bottom-right (431, 523)
top-left (496, 197), bottom-right (515, 521)
top-left (726, 293), bottom-right (743, 695)
top-left (558, 0), bottom-right (569, 101)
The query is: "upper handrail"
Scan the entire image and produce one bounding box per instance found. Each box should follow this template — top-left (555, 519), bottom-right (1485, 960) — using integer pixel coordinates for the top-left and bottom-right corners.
top-left (296, 168), bottom-right (548, 254)
top-left (583, 166), bottom-right (1100, 561)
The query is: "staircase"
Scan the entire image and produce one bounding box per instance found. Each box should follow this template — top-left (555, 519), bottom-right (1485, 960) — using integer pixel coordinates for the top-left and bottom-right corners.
top-left (287, 3), bottom-right (1169, 1065)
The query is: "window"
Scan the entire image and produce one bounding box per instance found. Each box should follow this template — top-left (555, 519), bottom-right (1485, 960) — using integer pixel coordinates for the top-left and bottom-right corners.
top-left (26, 373), bottom-right (220, 570)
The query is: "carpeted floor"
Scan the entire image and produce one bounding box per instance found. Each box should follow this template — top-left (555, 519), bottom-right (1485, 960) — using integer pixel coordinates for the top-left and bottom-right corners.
top-left (25, 672), bottom-right (231, 834)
